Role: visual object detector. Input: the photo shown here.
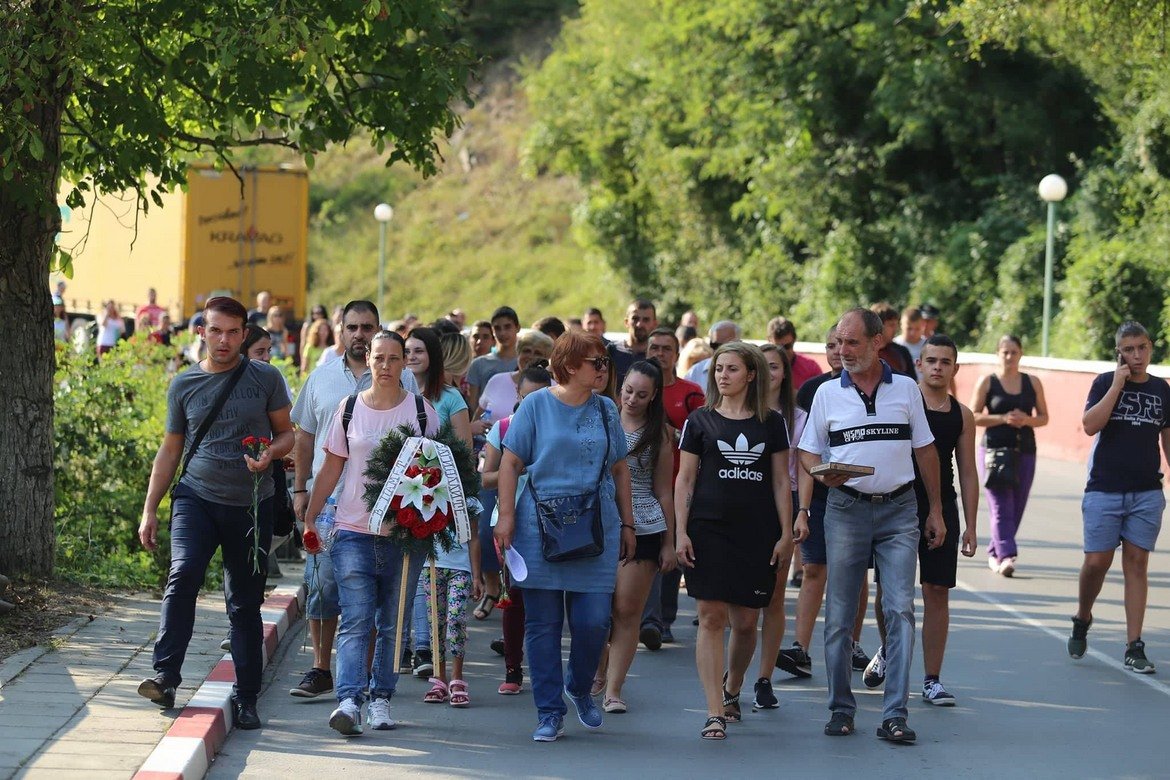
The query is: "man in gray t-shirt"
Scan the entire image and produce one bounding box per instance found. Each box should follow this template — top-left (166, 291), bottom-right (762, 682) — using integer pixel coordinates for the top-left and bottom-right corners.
top-left (166, 361), bottom-right (290, 504)
top-left (136, 297), bottom-right (293, 729)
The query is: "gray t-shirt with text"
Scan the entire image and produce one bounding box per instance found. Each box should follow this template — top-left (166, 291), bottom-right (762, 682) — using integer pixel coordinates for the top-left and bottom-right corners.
top-left (166, 359), bottom-right (291, 505)
top-left (467, 352), bottom-right (518, 391)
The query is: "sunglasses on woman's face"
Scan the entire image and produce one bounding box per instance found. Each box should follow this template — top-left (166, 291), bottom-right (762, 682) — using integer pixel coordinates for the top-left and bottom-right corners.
top-left (585, 356), bottom-right (611, 371)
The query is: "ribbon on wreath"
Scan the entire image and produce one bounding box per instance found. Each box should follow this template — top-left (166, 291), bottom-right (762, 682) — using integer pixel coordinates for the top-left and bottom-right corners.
top-left (368, 436), bottom-right (472, 544)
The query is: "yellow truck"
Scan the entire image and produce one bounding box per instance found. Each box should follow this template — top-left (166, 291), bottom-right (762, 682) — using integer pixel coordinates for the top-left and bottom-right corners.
top-left (56, 164), bottom-right (309, 323)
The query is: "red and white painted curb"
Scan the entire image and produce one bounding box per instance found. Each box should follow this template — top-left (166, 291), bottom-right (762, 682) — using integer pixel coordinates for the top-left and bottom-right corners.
top-left (133, 583), bottom-right (305, 780)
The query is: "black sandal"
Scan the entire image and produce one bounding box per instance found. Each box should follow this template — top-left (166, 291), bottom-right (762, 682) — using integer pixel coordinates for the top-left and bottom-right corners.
top-left (877, 717), bottom-right (916, 743)
top-left (473, 593), bottom-right (498, 620)
top-left (701, 715), bottom-right (727, 740)
top-left (824, 712), bottom-right (854, 736)
top-left (722, 687), bottom-right (742, 723)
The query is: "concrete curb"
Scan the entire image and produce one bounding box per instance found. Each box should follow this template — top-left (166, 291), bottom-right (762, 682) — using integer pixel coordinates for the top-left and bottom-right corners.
top-left (132, 583), bottom-right (305, 780)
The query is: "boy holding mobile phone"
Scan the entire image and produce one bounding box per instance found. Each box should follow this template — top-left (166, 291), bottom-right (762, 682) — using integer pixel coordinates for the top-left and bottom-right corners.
top-left (1071, 321), bottom-right (1170, 673)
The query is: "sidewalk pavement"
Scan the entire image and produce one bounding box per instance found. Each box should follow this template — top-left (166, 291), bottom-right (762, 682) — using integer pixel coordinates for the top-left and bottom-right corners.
top-left (0, 574), bottom-right (304, 780)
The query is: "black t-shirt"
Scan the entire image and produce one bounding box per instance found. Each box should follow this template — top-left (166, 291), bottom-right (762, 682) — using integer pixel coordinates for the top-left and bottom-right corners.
top-left (797, 371), bottom-right (838, 502)
top-left (913, 397), bottom-right (962, 515)
top-left (608, 341), bottom-right (642, 388)
top-left (797, 371), bottom-right (837, 414)
top-left (680, 408), bottom-right (789, 522)
top-left (1085, 372), bottom-right (1170, 493)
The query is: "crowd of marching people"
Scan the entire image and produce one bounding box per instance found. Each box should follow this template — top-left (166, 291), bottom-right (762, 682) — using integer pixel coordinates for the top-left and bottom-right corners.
top-left (128, 291), bottom-right (1167, 745)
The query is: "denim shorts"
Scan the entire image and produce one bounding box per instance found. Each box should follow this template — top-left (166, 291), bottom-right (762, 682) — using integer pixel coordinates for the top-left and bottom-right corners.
top-left (1082, 489), bottom-right (1165, 553)
top-left (800, 495), bottom-right (828, 566)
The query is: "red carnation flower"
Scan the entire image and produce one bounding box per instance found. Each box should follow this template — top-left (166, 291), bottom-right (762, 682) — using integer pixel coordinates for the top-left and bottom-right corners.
top-left (259, 436), bottom-right (271, 447)
top-left (242, 435), bottom-right (257, 447)
top-left (390, 494), bottom-right (403, 511)
top-left (405, 464), bottom-right (422, 478)
top-left (423, 468), bottom-right (442, 488)
top-left (410, 523), bottom-right (430, 539)
top-left (427, 516), bottom-right (446, 534)
top-left (422, 494), bottom-right (434, 506)
top-left (397, 506), bottom-right (421, 529)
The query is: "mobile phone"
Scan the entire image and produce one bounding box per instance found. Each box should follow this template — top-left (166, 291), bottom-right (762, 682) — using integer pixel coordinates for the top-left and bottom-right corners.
top-left (1117, 351), bottom-right (1126, 367)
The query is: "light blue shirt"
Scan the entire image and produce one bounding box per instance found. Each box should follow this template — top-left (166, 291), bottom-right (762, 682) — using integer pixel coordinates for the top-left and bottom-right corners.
top-left (501, 389), bottom-right (627, 593)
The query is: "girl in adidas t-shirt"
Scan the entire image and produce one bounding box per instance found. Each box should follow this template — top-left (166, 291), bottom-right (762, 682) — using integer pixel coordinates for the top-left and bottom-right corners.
top-left (675, 342), bottom-right (794, 740)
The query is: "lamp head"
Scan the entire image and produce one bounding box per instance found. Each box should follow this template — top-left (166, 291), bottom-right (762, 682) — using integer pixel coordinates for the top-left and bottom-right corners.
top-left (374, 203), bottom-right (394, 222)
top-left (1038, 174), bottom-right (1068, 203)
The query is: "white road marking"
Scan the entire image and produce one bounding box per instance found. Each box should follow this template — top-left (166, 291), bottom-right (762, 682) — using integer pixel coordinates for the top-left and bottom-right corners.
top-left (955, 579), bottom-right (1170, 698)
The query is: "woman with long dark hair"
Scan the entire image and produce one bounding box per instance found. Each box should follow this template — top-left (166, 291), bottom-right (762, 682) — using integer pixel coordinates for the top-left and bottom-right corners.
top-left (406, 326), bottom-right (473, 447)
top-left (751, 344), bottom-right (809, 709)
top-left (675, 342), bottom-right (795, 740)
top-left (594, 359), bottom-right (676, 713)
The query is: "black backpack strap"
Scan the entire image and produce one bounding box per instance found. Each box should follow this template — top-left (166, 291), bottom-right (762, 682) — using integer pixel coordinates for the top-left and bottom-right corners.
top-left (415, 394), bottom-right (430, 436)
top-left (178, 357), bottom-right (250, 481)
top-left (341, 394), bottom-right (358, 453)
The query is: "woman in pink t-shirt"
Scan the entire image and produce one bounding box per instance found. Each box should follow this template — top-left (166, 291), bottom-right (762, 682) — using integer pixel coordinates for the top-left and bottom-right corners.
top-left (304, 331), bottom-right (439, 736)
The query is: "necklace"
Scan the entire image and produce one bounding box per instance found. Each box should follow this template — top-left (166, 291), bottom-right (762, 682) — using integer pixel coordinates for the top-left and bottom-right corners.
top-left (926, 395), bottom-right (949, 412)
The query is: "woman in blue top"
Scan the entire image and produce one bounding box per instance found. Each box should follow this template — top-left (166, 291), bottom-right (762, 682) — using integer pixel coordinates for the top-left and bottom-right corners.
top-left (404, 326), bottom-right (480, 700)
top-left (495, 330), bottom-right (636, 743)
top-left (406, 326), bottom-right (473, 448)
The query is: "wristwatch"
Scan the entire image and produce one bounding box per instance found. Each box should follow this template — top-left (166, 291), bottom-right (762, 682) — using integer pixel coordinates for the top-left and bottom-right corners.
top-left (797, 507), bottom-right (810, 515)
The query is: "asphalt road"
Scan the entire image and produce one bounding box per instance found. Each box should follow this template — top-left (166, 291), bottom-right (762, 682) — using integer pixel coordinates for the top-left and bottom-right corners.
top-left (209, 458), bottom-right (1170, 779)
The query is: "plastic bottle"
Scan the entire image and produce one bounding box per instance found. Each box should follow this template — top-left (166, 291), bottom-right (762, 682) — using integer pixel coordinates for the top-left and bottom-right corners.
top-left (317, 497), bottom-right (337, 552)
top-left (304, 496), bottom-right (337, 555)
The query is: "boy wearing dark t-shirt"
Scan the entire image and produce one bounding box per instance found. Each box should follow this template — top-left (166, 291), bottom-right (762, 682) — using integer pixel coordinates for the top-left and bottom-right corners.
top-left (1070, 321), bottom-right (1170, 673)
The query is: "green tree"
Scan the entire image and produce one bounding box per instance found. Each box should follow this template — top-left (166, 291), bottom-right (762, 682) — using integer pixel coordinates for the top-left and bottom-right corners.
top-left (526, 0), bottom-right (1105, 338)
top-left (0, 0), bottom-right (473, 576)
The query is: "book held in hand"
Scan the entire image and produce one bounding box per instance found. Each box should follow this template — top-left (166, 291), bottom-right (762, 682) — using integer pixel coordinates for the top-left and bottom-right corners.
top-left (809, 462), bottom-right (875, 478)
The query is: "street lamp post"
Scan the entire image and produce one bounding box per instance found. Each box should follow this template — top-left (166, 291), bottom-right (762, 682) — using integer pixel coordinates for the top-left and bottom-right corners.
top-left (374, 203), bottom-right (394, 322)
top-left (1038, 174), bottom-right (1068, 357)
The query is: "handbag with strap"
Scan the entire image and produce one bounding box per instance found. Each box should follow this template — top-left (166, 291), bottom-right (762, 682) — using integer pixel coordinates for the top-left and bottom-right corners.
top-left (528, 397), bottom-right (612, 563)
top-left (983, 427), bottom-right (1020, 489)
top-left (171, 356), bottom-right (251, 500)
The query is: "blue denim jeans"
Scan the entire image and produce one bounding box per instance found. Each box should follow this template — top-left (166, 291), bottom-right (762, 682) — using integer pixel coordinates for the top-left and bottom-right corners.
top-left (410, 572), bottom-right (430, 651)
top-left (330, 530), bottom-right (425, 703)
top-left (303, 549), bottom-right (340, 620)
top-left (523, 588), bottom-right (613, 719)
top-left (823, 487), bottom-right (919, 721)
top-left (154, 483), bottom-right (272, 703)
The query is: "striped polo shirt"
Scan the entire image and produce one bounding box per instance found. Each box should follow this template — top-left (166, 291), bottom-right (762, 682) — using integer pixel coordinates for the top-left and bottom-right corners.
top-left (798, 361), bottom-right (934, 494)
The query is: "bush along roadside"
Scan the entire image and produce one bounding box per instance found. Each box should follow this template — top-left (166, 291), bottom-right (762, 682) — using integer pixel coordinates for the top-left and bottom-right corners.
top-left (54, 339), bottom-right (175, 589)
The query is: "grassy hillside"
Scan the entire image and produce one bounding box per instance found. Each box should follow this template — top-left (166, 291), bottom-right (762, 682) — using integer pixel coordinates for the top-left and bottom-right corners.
top-left (301, 62), bottom-right (631, 326)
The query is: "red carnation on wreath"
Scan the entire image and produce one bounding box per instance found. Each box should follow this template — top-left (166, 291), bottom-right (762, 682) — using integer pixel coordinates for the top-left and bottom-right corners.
top-left (361, 423), bottom-right (483, 558)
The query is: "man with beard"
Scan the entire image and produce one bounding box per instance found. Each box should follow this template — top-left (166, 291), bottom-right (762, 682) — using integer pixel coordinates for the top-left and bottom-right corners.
top-left (608, 299), bottom-right (658, 387)
top-left (288, 301), bottom-right (417, 698)
top-left (798, 308), bottom-right (944, 743)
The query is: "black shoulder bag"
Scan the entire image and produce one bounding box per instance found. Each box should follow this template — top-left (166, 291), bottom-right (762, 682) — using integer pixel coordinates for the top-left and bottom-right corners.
top-left (529, 396), bottom-right (612, 563)
top-left (171, 357), bottom-right (250, 500)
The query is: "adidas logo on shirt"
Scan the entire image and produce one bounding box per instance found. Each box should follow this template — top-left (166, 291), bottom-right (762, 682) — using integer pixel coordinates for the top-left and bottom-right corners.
top-left (717, 434), bottom-right (765, 481)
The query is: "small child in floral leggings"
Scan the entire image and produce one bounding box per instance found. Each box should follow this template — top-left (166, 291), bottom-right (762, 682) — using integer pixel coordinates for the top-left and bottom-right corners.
top-left (419, 546), bottom-right (481, 707)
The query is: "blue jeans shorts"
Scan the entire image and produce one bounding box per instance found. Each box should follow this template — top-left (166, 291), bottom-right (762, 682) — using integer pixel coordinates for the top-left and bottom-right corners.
top-left (1082, 489), bottom-right (1165, 553)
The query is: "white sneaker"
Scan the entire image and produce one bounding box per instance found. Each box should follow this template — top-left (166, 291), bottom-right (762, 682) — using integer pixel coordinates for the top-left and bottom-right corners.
top-left (987, 556), bottom-right (999, 573)
top-left (922, 679), bottom-right (956, 706)
top-left (329, 698), bottom-right (363, 736)
top-left (998, 557), bottom-right (1016, 577)
top-left (368, 697), bottom-right (395, 730)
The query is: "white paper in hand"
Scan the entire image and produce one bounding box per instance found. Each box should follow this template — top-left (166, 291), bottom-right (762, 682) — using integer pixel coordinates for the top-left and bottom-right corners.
top-left (504, 546), bottom-right (528, 582)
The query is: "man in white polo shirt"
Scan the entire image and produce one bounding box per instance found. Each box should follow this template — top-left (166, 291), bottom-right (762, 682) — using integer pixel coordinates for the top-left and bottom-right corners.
top-left (798, 307), bottom-right (945, 744)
